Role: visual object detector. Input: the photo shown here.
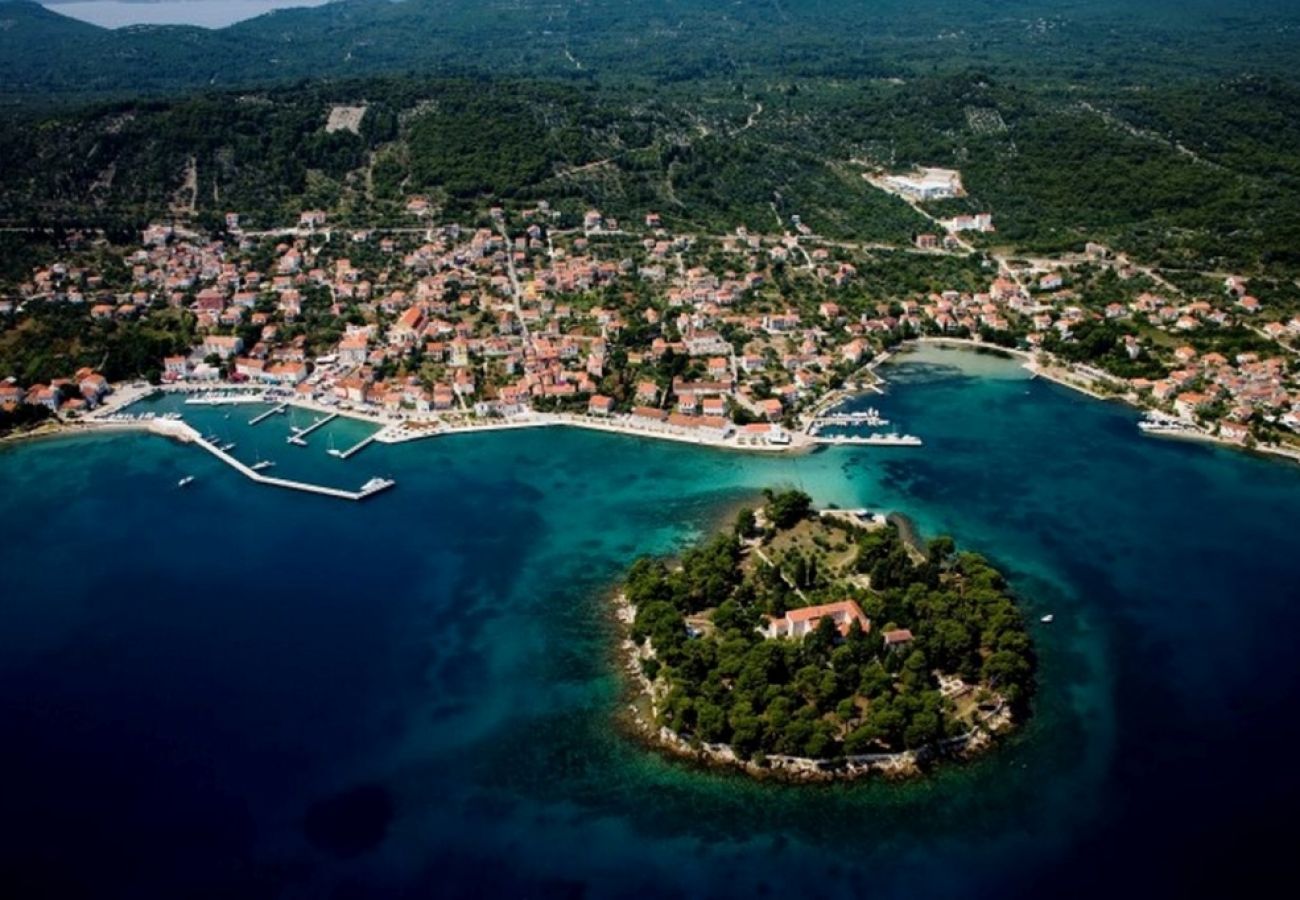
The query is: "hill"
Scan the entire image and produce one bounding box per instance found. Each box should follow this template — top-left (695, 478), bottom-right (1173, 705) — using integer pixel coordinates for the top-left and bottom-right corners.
top-left (4, 0), bottom-right (1300, 104)
top-left (4, 68), bottom-right (1300, 274)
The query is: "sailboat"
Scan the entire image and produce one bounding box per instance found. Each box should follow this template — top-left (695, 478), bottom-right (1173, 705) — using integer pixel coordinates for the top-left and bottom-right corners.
top-left (251, 444), bottom-right (275, 471)
top-left (327, 432), bottom-right (343, 458)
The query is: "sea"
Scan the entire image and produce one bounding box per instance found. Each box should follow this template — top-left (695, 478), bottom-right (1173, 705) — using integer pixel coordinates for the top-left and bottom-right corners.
top-left (42, 1), bottom-right (332, 30)
top-left (1, 343), bottom-right (1297, 898)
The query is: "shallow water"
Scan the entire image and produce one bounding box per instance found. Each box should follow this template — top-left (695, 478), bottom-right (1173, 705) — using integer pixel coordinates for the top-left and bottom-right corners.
top-left (2, 344), bottom-right (1297, 898)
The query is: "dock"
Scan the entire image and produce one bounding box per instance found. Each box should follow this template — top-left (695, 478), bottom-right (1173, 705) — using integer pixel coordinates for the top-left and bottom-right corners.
top-left (185, 392), bottom-right (267, 407)
top-left (339, 433), bottom-right (379, 460)
top-left (287, 412), bottom-right (338, 445)
top-left (810, 434), bottom-right (923, 447)
top-left (150, 419), bottom-right (394, 502)
top-left (249, 403), bottom-right (288, 426)
top-left (814, 411), bottom-right (890, 426)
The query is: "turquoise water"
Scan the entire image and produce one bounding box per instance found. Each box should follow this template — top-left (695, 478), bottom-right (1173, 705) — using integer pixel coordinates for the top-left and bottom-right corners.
top-left (2, 344), bottom-right (1298, 898)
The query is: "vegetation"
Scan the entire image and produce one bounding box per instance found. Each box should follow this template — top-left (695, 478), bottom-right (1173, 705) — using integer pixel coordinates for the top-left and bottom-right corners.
top-left (3, 4), bottom-right (1300, 275)
top-left (0, 301), bottom-right (192, 384)
top-left (624, 490), bottom-right (1035, 763)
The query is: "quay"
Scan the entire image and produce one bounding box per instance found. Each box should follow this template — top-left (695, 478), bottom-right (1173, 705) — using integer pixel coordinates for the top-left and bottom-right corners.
top-left (149, 419), bottom-right (394, 501)
top-left (249, 403), bottom-right (288, 426)
top-left (288, 412), bottom-right (338, 445)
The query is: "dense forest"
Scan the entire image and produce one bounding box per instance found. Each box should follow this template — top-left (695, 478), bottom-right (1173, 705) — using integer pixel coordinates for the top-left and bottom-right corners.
top-left (4, 1), bottom-right (1300, 105)
top-left (4, 66), bottom-right (1300, 275)
top-left (625, 490), bottom-right (1035, 762)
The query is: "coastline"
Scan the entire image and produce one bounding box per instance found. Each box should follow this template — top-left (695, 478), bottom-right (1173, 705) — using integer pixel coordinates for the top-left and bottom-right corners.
top-left (10, 343), bottom-right (1298, 469)
top-left (904, 337), bottom-right (1300, 466)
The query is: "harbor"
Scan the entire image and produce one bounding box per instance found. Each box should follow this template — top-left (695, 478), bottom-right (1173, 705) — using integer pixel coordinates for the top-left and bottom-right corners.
top-left (147, 417), bottom-right (394, 502)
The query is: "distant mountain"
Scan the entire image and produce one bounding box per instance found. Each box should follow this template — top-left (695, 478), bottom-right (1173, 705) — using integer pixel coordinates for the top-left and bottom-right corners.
top-left (4, 0), bottom-right (1300, 104)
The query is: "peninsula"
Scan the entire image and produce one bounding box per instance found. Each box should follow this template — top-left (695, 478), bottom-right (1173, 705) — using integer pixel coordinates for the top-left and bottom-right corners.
top-left (617, 489), bottom-right (1035, 781)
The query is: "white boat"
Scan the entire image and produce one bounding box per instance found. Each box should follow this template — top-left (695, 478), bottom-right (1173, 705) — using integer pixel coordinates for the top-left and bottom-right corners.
top-left (177, 476), bottom-right (195, 488)
top-left (219, 442), bottom-right (237, 453)
top-left (359, 476), bottom-right (396, 494)
top-left (251, 460), bottom-right (275, 472)
top-left (1040, 614), bottom-right (1054, 624)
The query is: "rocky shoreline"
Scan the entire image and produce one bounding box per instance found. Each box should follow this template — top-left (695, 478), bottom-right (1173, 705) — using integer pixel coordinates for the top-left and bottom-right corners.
top-left (611, 589), bottom-right (1014, 784)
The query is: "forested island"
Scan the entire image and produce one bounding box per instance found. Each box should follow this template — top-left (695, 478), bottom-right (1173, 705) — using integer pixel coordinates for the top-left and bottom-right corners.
top-left (619, 490), bottom-right (1035, 780)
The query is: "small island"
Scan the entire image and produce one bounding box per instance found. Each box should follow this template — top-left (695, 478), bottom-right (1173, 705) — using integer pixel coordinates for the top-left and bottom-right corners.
top-left (617, 489), bottom-right (1036, 780)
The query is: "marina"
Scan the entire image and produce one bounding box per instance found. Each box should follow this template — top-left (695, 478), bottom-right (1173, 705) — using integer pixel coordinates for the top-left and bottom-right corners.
top-left (148, 418), bottom-right (395, 502)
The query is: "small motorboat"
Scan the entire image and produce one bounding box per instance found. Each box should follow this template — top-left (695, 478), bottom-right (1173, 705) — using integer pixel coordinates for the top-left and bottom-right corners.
top-left (177, 476), bottom-right (196, 488)
top-left (1040, 614), bottom-right (1054, 624)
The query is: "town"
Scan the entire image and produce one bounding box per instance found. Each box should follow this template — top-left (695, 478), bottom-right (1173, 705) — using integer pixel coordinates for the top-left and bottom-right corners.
top-left (3, 182), bottom-right (1299, 460)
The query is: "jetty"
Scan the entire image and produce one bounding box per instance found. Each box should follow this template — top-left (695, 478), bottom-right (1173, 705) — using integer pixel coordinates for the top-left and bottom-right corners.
top-left (148, 419), bottom-right (394, 502)
top-left (185, 391), bottom-right (266, 407)
top-left (287, 412), bottom-right (338, 445)
top-left (809, 433), bottom-right (923, 447)
top-left (811, 410), bottom-right (890, 427)
top-left (249, 403), bottom-right (288, 426)
top-left (338, 432), bottom-right (379, 460)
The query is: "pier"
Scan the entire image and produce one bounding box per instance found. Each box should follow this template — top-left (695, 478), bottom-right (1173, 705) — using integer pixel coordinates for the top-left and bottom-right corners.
top-left (150, 419), bottom-right (394, 502)
top-left (249, 403), bottom-right (288, 426)
top-left (807, 409), bottom-right (891, 437)
top-left (810, 434), bottom-right (923, 447)
top-left (812, 411), bottom-right (890, 427)
top-left (185, 391), bottom-right (267, 407)
top-left (338, 433), bottom-right (379, 460)
top-left (287, 412), bottom-right (338, 445)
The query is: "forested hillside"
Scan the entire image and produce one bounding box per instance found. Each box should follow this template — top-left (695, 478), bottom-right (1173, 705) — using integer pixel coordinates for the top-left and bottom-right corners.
top-left (3, 68), bottom-right (1299, 274)
top-left (4, 0), bottom-right (1300, 105)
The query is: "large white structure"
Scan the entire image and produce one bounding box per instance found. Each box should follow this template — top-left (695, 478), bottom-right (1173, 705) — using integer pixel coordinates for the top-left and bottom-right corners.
top-left (884, 167), bottom-right (964, 201)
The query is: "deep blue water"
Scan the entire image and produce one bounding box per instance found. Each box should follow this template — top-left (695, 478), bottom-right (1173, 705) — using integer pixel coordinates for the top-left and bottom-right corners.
top-left (2, 344), bottom-right (1298, 898)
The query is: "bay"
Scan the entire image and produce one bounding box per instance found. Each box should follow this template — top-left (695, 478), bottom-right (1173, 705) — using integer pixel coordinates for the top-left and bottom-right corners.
top-left (1, 344), bottom-right (1296, 898)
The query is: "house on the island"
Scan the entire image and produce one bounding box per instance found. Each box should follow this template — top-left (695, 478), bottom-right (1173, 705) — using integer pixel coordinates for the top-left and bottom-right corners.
top-left (764, 600), bottom-right (870, 640)
top-left (882, 628), bottom-right (914, 651)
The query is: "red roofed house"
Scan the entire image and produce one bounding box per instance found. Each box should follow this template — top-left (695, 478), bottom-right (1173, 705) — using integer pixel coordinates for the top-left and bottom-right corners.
top-left (764, 601), bottom-right (870, 640)
top-left (589, 395), bottom-right (616, 416)
top-left (882, 628), bottom-right (914, 650)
